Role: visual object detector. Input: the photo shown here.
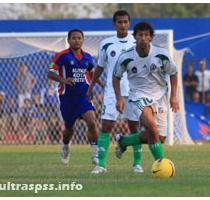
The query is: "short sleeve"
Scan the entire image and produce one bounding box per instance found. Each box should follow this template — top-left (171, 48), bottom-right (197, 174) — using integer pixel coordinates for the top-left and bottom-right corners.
top-left (97, 41), bottom-right (107, 68)
top-left (49, 53), bottom-right (64, 73)
top-left (113, 54), bottom-right (127, 79)
top-left (161, 50), bottom-right (177, 76)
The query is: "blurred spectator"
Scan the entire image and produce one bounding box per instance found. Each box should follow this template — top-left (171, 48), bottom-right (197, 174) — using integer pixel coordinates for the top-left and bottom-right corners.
top-left (47, 113), bottom-right (61, 144)
top-left (204, 93), bottom-right (210, 117)
top-left (19, 98), bottom-right (37, 134)
top-left (5, 96), bottom-right (17, 113)
top-left (4, 96), bottom-right (18, 134)
top-left (32, 104), bottom-right (48, 144)
top-left (0, 91), bottom-right (5, 138)
top-left (205, 92), bottom-right (210, 105)
top-left (0, 91), bottom-right (5, 117)
top-left (40, 79), bottom-right (60, 118)
top-left (14, 62), bottom-right (36, 111)
top-left (40, 79), bottom-right (61, 143)
top-left (183, 64), bottom-right (198, 101)
top-left (192, 91), bottom-right (200, 104)
top-left (32, 91), bottom-right (42, 110)
top-left (195, 59), bottom-right (210, 103)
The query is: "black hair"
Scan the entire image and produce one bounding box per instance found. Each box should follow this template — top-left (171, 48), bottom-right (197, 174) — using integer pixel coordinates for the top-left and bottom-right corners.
top-left (68, 29), bottom-right (84, 40)
top-left (133, 22), bottom-right (154, 38)
top-left (113, 10), bottom-right (130, 23)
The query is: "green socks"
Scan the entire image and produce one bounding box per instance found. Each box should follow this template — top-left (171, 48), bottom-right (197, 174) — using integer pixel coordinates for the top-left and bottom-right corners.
top-left (133, 144), bottom-right (142, 166)
top-left (119, 133), bottom-right (142, 165)
top-left (119, 132), bottom-right (164, 162)
top-left (98, 132), bottom-right (111, 168)
top-left (120, 133), bottom-right (141, 147)
top-left (129, 132), bottom-right (142, 166)
top-left (149, 141), bottom-right (164, 160)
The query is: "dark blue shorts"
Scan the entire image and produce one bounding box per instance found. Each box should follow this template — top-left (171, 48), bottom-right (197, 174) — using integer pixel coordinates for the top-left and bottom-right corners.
top-left (59, 95), bottom-right (95, 129)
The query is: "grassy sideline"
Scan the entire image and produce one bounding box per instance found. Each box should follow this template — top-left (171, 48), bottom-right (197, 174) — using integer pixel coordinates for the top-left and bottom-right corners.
top-left (0, 144), bottom-right (210, 196)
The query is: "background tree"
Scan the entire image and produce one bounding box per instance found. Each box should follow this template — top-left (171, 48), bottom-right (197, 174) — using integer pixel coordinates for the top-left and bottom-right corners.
top-left (116, 3), bottom-right (210, 18)
top-left (0, 3), bottom-right (209, 19)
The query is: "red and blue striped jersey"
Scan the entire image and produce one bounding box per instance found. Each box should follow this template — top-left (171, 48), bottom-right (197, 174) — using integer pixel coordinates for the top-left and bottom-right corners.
top-left (49, 48), bottom-right (94, 96)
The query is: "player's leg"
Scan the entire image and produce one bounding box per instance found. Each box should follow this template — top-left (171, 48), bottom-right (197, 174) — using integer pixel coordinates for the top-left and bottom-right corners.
top-left (141, 106), bottom-right (164, 160)
top-left (59, 96), bottom-right (77, 164)
top-left (124, 97), bottom-right (143, 173)
top-left (155, 95), bottom-right (168, 144)
top-left (61, 127), bottom-right (74, 164)
top-left (91, 119), bottom-right (115, 174)
top-left (156, 113), bottom-right (167, 144)
top-left (115, 99), bottom-right (146, 158)
top-left (99, 119), bottom-right (114, 165)
top-left (128, 120), bottom-right (143, 173)
top-left (91, 95), bottom-right (118, 174)
top-left (82, 110), bottom-right (98, 165)
top-left (116, 106), bottom-right (164, 160)
top-left (60, 118), bottom-right (76, 164)
top-left (159, 136), bottom-right (166, 143)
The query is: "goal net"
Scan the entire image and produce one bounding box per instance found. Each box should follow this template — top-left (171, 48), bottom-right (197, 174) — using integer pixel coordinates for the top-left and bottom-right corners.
top-left (0, 30), bottom-right (193, 145)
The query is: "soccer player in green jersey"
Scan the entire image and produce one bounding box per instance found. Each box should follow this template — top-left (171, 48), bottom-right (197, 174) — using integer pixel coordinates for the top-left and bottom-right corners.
top-left (113, 22), bottom-right (179, 162)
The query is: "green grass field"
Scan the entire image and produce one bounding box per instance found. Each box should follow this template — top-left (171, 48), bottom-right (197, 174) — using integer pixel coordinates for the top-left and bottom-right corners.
top-left (0, 144), bottom-right (210, 197)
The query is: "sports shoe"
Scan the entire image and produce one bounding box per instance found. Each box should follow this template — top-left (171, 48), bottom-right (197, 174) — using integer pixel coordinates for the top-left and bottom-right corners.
top-left (91, 166), bottom-right (107, 174)
top-left (133, 164), bottom-right (144, 173)
top-left (92, 156), bottom-right (99, 165)
top-left (61, 144), bottom-right (70, 164)
top-left (115, 133), bottom-right (127, 159)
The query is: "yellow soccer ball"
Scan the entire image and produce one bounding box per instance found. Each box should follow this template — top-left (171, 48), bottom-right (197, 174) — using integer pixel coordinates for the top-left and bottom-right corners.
top-left (151, 158), bottom-right (175, 178)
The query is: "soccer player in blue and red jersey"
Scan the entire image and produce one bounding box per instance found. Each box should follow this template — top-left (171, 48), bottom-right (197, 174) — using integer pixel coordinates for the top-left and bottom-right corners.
top-left (48, 29), bottom-right (98, 166)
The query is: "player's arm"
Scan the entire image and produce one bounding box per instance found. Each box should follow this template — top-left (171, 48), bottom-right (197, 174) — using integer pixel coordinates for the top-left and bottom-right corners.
top-left (170, 73), bottom-right (179, 112)
top-left (113, 75), bottom-right (124, 113)
top-left (87, 66), bottom-right (104, 98)
top-left (89, 70), bottom-right (105, 89)
top-left (112, 56), bottom-right (127, 113)
top-left (164, 50), bottom-right (179, 112)
top-left (48, 55), bottom-right (75, 86)
top-left (48, 71), bottom-right (75, 86)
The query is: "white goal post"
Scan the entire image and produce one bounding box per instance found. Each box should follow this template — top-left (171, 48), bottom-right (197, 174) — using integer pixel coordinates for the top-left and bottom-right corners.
top-left (0, 30), bottom-right (194, 145)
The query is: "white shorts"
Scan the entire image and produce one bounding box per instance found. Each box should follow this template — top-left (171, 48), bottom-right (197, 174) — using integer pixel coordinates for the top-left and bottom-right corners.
top-left (101, 96), bottom-right (128, 121)
top-left (124, 96), bottom-right (168, 137)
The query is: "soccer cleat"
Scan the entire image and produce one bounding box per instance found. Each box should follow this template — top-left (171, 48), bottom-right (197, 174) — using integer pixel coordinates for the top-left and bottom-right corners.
top-left (92, 155), bottom-right (99, 165)
top-left (115, 133), bottom-right (127, 159)
top-left (133, 164), bottom-right (144, 173)
top-left (61, 144), bottom-right (70, 164)
top-left (91, 166), bottom-right (107, 174)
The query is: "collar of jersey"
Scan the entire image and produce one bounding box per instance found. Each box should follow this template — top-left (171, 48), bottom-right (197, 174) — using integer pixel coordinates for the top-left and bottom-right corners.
top-left (68, 48), bottom-right (90, 60)
top-left (116, 34), bottom-right (130, 42)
